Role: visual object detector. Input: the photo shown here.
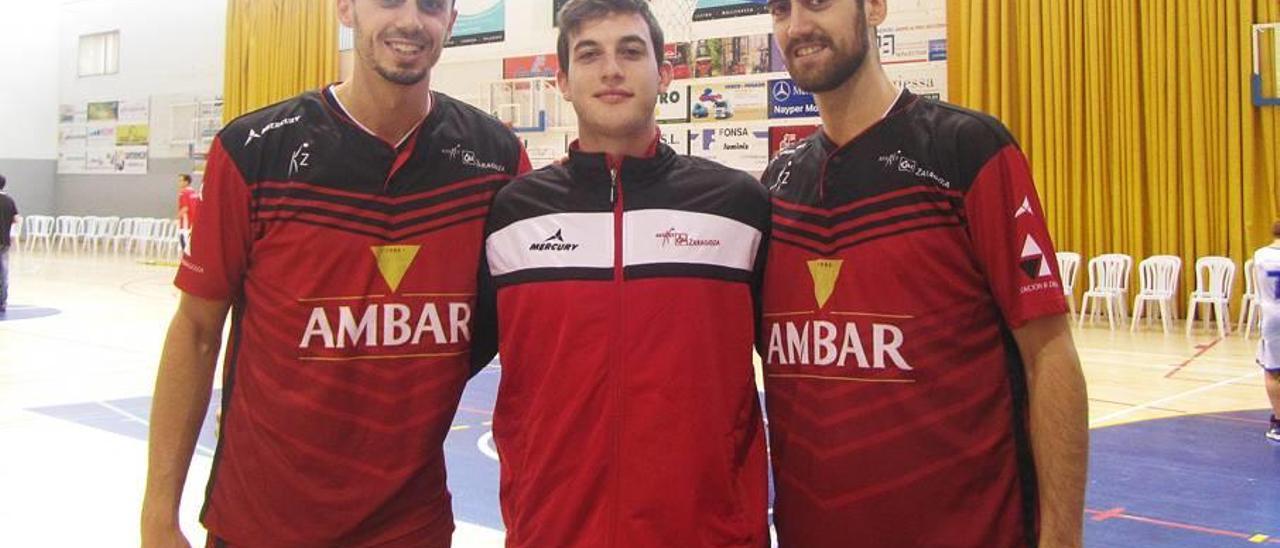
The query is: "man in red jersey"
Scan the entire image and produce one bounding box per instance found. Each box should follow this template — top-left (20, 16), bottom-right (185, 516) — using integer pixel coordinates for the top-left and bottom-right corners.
top-left (176, 174), bottom-right (199, 229)
top-left (759, 1), bottom-right (1088, 546)
top-left (140, 1), bottom-right (528, 546)
top-left (176, 173), bottom-right (199, 254)
top-left (474, 1), bottom-right (770, 546)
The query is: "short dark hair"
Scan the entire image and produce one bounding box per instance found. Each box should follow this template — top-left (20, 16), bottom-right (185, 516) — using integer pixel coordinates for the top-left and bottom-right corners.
top-left (0, 174), bottom-right (6, 190)
top-left (179, 173), bottom-right (192, 184)
top-left (556, 0), bottom-right (665, 73)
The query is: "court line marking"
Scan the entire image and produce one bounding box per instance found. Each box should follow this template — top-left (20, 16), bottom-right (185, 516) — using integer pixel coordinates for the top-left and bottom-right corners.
top-left (1079, 355), bottom-right (1252, 378)
top-left (1089, 370), bottom-right (1259, 427)
top-left (1085, 507), bottom-right (1280, 544)
top-left (477, 430), bottom-right (499, 462)
top-left (1164, 337), bottom-right (1222, 378)
top-left (96, 400), bottom-right (216, 457)
top-left (97, 400), bottom-right (148, 427)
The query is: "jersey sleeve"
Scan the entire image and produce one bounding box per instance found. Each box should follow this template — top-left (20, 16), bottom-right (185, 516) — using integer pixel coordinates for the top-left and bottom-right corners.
top-left (174, 137), bottom-right (253, 301)
top-left (963, 144), bottom-right (1068, 328)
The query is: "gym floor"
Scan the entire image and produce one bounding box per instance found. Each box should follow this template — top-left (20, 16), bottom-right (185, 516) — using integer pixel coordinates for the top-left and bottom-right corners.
top-left (1, 249), bottom-right (1275, 547)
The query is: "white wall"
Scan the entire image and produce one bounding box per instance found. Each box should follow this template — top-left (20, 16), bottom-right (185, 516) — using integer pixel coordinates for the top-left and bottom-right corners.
top-left (55, 0), bottom-right (227, 218)
top-left (58, 0), bottom-right (225, 107)
top-left (0, 2), bottom-right (61, 160)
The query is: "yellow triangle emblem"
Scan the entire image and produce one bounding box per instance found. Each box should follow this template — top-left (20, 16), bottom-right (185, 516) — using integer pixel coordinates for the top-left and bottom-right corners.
top-left (807, 259), bottom-right (844, 310)
top-left (370, 245), bottom-right (421, 293)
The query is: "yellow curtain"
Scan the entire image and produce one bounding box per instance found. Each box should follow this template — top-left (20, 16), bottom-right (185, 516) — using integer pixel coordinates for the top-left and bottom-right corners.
top-left (950, 0), bottom-right (1280, 310)
top-left (223, 0), bottom-right (338, 123)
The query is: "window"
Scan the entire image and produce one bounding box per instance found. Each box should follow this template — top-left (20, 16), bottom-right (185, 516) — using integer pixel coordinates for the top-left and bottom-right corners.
top-left (78, 31), bottom-right (119, 77)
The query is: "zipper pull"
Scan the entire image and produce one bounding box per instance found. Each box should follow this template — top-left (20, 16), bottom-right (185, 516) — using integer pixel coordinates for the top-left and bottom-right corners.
top-left (609, 167), bottom-right (618, 204)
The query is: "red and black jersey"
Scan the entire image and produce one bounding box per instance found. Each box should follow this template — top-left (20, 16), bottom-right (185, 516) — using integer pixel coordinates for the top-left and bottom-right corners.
top-left (478, 140), bottom-right (771, 547)
top-left (176, 87), bottom-right (527, 547)
top-left (759, 90), bottom-right (1068, 548)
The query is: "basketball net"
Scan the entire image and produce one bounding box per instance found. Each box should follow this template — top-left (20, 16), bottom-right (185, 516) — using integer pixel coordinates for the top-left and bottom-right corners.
top-left (649, 0), bottom-right (696, 44)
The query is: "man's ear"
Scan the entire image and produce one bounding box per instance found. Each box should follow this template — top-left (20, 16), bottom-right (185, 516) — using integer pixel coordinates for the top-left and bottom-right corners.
top-left (866, 0), bottom-right (888, 27)
top-left (657, 61), bottom-right (674, 94)
top-left (556, 69), bottom-right (573, 103)
top-left (336, 0), bottom-right (355, 28)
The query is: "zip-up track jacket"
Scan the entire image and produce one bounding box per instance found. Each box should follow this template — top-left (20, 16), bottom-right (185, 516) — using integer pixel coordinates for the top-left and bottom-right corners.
top-left (478, 142), bottom-right (772, 547)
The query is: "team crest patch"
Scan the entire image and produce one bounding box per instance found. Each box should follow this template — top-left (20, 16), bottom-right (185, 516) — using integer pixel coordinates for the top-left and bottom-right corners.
top-left (371, 245), bottom-right (421, 293)
top-left (807, 259), bottom-right (844, 309)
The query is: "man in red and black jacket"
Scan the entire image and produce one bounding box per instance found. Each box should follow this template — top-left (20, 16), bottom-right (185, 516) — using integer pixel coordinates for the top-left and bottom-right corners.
top-left (760, 1), bottom-right (1088, 547)
top-left (141, 1), bottom-right (528, 546)
top-left (474, 1), bottom-right (770, 546)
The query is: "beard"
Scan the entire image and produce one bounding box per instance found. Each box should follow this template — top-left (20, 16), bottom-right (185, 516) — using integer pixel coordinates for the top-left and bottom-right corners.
top-left (785, 13), bottom-right (869, 93)
top-left (372, 60), bottom-right (429, 86)
top-left (353, 13), bottom-right (432, 86)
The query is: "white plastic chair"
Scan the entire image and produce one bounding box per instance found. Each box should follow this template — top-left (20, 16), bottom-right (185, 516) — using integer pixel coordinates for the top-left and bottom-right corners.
top-left (1240, 259), bottom-right (1262, 338)
top-left (1108, 253), bottom-right (1134, 319)
top-left (52, 215), bottom-right (85, 253)
top-left (79, 216), bottom-right (101, 252)
top-left (111, 217), bottom-right (138, 255)
top-left (1130, 255), bottom-right (1181, 333)
top-left (79, 216), bottom-right (117, 253)
top-left (1185, 256), bottom-right (1236, 337)
top-left (1079, 254), bottom-right (1130, 330)
top-left (127, 218), bottom-right (157, 257)
top-left (1057, 252), bottom-right (1081, 315)
top-left (156, 219), bottom-right (181, 259)
top-left (23, 215), bottom-right (54, 253)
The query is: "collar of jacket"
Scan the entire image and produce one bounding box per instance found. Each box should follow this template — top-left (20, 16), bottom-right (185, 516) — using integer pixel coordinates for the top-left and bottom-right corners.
top-left (566, 132), bottom-right (678, 187)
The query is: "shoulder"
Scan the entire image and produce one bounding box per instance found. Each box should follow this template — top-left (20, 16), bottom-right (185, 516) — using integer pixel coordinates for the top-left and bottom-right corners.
top-left (212, 91), bottom-right (324, 182)
top-left (903, 98), bottom-right (1022, 192)
top-left (764, 133), bottom-right (821, 174)
top-left (497, 163), bottom-right (569, 201)
top-left (677, 155), bottom-right (768, 202)
top-left (487, 163), bottom-right (572, 232)
top-left (217, 91), bottom-right (318, 152)
top-left (914, 98), bottom-right (1017, 158)
top-left (431, 92), bottom-right (522, 147)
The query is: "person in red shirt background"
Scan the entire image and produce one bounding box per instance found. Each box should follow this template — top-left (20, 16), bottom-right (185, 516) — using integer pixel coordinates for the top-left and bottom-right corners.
top-left (176, 173), bottom-right (199, 254)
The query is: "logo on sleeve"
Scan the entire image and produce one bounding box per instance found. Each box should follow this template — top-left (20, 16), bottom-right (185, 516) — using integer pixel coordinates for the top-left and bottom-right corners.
top-left (1014, 197), bottom-right (1035, 218)
top-left (1018, 235), bottom-right (1054, 280)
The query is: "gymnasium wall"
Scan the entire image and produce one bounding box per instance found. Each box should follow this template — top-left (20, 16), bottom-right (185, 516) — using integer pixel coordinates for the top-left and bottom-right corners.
top-left (427, 1), bottom-right (776, 111)
top-left (0, 2), bottom-right (60, 215)
top-left (53, 0), bottom-right (226, 218)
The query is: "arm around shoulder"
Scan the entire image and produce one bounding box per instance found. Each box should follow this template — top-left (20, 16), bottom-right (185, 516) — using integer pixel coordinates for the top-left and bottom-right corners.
top-left (1012, 314), bottom-right (1088, 548)
top-left (140, 292), bottom-right (232, 548)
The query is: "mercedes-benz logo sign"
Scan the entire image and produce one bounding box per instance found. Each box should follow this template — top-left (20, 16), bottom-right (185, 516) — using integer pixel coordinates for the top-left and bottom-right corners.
top-left (773, 81), bottom-right (793, 102)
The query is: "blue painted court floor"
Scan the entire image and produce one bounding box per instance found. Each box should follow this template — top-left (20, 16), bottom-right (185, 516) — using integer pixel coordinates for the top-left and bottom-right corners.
top-left (28, 364), bottom-right (1280, 546)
